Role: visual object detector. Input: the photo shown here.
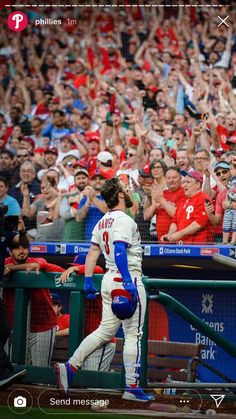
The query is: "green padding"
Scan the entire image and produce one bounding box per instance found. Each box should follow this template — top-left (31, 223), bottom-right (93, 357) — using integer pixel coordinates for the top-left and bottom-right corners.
top-left (13, 365), bottom-right (122, 389)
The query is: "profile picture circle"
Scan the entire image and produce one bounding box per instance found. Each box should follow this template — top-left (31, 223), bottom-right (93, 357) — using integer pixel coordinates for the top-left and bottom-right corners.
top-left (7, 11), bottom-right (28, 32)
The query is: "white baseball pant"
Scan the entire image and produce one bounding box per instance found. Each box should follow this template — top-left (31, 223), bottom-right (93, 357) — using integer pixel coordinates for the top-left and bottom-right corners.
top-left (69, 271), bottom-right (146, 386)
top-left (29, 327), bottom-right (56, 366)
top-left (5, 327), bottom-right (56, 367)
top-left (82, 341), bottom-right (116, 371)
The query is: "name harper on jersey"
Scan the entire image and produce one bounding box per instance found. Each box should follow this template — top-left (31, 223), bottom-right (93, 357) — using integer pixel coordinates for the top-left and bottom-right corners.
top-left (98, 217), bottom-right (114, 230)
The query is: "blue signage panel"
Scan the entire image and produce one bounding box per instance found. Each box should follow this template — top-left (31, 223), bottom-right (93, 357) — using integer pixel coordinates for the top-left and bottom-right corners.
top-left (30, 242), bottom-right (234, 258)
top-left (167, 289), bottom-right (236, 382)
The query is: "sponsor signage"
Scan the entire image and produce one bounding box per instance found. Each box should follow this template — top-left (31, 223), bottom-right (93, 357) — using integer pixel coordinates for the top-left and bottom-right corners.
top-left (30, 245), bottom-right (47, 253)
top-left (200, 248), bottom-right (219, 256)
top-left (55, 245), bottom-right (66, 254)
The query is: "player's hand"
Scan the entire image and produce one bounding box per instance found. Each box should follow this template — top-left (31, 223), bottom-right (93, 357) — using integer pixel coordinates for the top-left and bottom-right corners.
top-left (143, 186), bottom-right (152, 197)
top-left (163, 155), bottom-right (175, 167)
top-left (123, 279), bottom-right (138, 301)
top-left (20, 182), bottom-right (30, 197)
top-left (4, 265), bottom-right (13, 276)
top-left (160, 234), bottom-right (169, 242)
top-left (167, 232), bottom-right (183, 243)
top-left (59, 266), bottom-right (76, 284)
top-left (112, 119), bottom-right (120, 128)
top-left (222, 199), bottom-right (230, 210)
top-left (25, 263), bottom-right (40, 275)
top-left (192, 126), bottom-right (201, 137)
top-left (84, 276), bottom-right (99, 300)
top-left (205, 201), bottom-right (215, 215)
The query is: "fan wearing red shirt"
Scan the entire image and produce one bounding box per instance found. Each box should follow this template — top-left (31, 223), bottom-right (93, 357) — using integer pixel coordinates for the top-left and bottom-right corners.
top-left (217, 113), bottom-right (236, 151)
top-left (144, 167), bottom-right (185, 241)
top-left (3, 233), bottom-right (64, 367)
top-left (161, 170), bottom-right (213, 244)
top-left (81, 132), bottom-right (101, 175)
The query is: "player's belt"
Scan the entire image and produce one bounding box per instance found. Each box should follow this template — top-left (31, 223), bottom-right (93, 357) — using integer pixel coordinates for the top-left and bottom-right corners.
top-left (105, 269), bottom-right (123, 282)
top-left (106, 268), bottom-right (120, 274)
top-left (113, 277), bottom-right (123, 283)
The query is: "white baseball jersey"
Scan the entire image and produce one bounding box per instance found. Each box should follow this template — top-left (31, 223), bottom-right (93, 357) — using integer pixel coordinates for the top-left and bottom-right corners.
top-left (91, 209), bottom-right (142, 273)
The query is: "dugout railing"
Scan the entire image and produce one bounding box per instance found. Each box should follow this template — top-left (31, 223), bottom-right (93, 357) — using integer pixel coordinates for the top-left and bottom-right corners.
top-left (1, 272), bottom-right (236, 389)
top-left (0, 272), bottom-right (122, 389)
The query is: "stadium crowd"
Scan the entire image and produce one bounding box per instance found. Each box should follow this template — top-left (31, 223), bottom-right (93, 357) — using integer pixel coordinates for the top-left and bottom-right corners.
top-left (0, 2), bottom-right (236, 244)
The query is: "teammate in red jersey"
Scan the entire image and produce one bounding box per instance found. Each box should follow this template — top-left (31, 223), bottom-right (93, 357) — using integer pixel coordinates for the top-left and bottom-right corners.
top-left (3, 232), bottom-right (64, 366)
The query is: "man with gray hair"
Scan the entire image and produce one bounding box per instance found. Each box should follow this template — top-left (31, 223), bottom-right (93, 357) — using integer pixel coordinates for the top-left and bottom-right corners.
top-left (9, 161), bottom-right (41, 232)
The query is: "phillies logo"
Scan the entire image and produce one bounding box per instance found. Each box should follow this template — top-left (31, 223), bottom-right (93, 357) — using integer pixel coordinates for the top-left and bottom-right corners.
top-left (113, 296), bottom-right (121, 303)
top-left (7, 11), bottom-right (28, 32)
top-left (186, 205), bottom-right (194, 220)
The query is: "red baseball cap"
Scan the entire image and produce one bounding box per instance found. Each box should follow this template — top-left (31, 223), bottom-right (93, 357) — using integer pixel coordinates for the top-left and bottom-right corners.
top-left (73, 159), bottom-right (87, 169)
top-left (34, 147), bottom-right (46, 155)
top-left (45, 146), bottom-right (58, 156)
top-left (90, 169), bottom-right (107, 179)
top-left (113, 109), bottom-right (121, 116)
top-left (138, 163), bottom-right (151, 178)
top-left (51, 97), bottom-right (60, 104)
top-left (60, 134), bottom-right (74, 143)
top-left (117, 75), bottom-right (127, 83)
top-left (147, 85), bottom-right (158, 93)
top-left (129, 137), bottom-right (139, 147)
top-left (181, 169), bottom-right (203, 184)
top-left (86, 132), bottom-right (100, 143)
top-left (21, 136), bottom-right (35, 149)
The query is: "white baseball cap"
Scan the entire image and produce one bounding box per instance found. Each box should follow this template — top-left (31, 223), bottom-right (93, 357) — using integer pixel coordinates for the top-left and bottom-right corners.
top-left (97, 151), bottom-right (113, 163)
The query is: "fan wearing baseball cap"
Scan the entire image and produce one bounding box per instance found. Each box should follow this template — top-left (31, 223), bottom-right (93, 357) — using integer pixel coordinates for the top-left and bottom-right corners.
top-left (60, 168), bottom-right (90, 242)
top-left (161, 169), bottom-right (213, 244)
top-left (96, 151), bottom-right (115, 179)
top-left (76, 170), bottom-right (107, 240)
top-left (144, 167), bottom-right (185, 241)
top-left (80, 132), bottom-right (101, 174)
top-left (44, 147), bottom-right (59, 169)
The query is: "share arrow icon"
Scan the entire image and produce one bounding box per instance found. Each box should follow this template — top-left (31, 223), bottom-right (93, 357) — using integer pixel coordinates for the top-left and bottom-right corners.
top-left (210, 394), bottom-right (225, 408)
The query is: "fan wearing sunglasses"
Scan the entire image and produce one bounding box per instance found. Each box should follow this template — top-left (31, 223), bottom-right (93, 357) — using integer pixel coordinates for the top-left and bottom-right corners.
top-left (222, 176), bottom-right (236, 245)
top-left (205, 161), bottom-right (233, 243)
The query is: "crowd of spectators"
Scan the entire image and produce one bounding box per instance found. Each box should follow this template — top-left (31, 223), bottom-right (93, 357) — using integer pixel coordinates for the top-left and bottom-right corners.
top-left (1, 2), bottom-right (236, 244)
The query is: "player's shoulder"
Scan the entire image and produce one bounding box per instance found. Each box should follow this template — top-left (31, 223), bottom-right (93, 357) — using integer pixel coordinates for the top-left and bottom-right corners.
top-left (28, 257), bottom-right (47, 263)
top-left (112, 210), bottom-right (136, 224)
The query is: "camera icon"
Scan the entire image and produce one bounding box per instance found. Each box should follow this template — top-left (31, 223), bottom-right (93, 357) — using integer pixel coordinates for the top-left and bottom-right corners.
top-left (14, 396), bottom-right (27, 408)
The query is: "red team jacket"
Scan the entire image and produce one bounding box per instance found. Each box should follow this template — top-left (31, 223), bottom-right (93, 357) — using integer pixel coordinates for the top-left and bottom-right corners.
top-left (3, 259), bottom-right (108, 336)
top-left (3, 257), bottom-right (64, 333)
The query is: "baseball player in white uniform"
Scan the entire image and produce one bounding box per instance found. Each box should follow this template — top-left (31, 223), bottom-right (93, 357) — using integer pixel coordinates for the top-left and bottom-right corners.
top-left (55, 177), bottom-right (155, 402)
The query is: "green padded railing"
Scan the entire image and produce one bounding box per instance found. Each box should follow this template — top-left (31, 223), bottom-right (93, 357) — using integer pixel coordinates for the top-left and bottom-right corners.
top-left (0, 272), bottom-right (123, 389)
